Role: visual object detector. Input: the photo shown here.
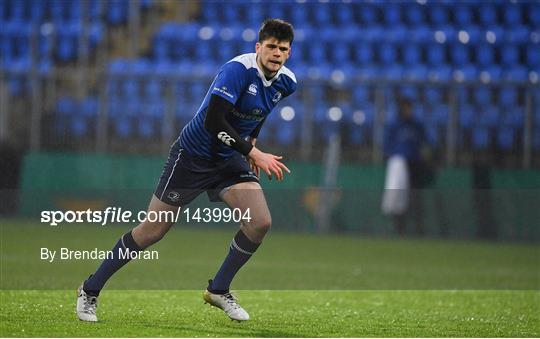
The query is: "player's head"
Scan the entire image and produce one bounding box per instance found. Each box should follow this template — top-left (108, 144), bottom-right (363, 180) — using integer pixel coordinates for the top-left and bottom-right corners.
top-left (255, 18), bottom-right (294, 77)
top-left (397, 96), bottom-right (414, 121)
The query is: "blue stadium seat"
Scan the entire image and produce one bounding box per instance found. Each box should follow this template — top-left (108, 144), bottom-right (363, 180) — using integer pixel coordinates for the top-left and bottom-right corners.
top-left (453, 64), bottom-right (479, 81)
top-left (478, 65), bottom-right (502, 82)
top-left (476, 45), bottom-right (495, 67)
top-left (432, 104), bottom-right (450, 126)
top-left (499, 88), bottom-right (518, 107)
top-left (143, 101), bottom-right (165, 118)
top-left (529, 3), bottom-right (540, 28)
top-left (398, 85), bottom-right (418, 100)
top-left (450, 44), bottom-right (470, 65)
top-left (276, 120), bottom-right (298, 145)
top-left (473, 87), bottom-right (492, 105)
top-left (503, 4), bottom-right (523, 26)
top-left (215, 40), bottom-right (235, 63)
top-left (505, 25), bottom-right (529, 43)
top-left (425, 123), bottom-right (440, 145)
top-left (81, 97), bottom-right (99, 117)
top-left (384, 103), bottom-right (398, 125)
top-left (137, 116), bottom-right (158, 138)
top-left (405, 4), bottom-right (426, 26)
top-left (401, 49), bottom-right (427, 81)
top-left (200, 2), bottom-right (218, 23)
top-left (384, 25), bottom-right (408, 44)
top-left (290, 5), bottom-right (308, 25)
top-left (107, 58), bottom-right (131, 76)
top-left (429, 4), bottom-right (449, 25)
top-left (319, 27), bottom-right (341, 44)
top-left (352, 87), bottom-right (370, 104)
top-left (122, 78), bottom-right (139, 98)
top-left (502, 107), bottom-right (525, 129)
top-left (88, 23), bottom-right (104, 47)
top-left (454, 4), bottom-right (474, 26)
top-left (266, 3), bottom-right (286, 24)
top-left (424, 88), bottom-right (444, 106)
top-left (329, 42), bottom-right (350, 65)
top-left (56, 24), bottom-right (78, 62)
top-left (503, 65), bottom-right (528, 81)
top-left (56, 97), bottom-right (77, 115)
top-left (379, 43), bottom-right (397, 64)
top-left (335, 3), bottom-right (354, 26)
top-left (353, 42), bottom-right (374, 64)
top-left (426, 44), bottom-right (446, 66)
top-left (459, 105), bottom-right (475, 129)
top-left (497, 127), bottom-right (515, 150)
top-left (144, 78), bottom-right (161, 99)
top-left (347, 127), bottom-right (367, 146)
top-left (478, 4), bottom-right (498, 27)
top-left (526, 45), bottom-right (540, 69)
top-left (381, 64), bottom-right (403, 81)
top-left (244, 5), bottom-right (262, 26)
top-left (477, 105), bottom-right (500, 128)
top-left (472, 126), bottom-right (490, 149)
top-left (408, 26), bottom-right (432, 43)
top-left (382, 4), bottom-right (401, 26)
top-left (194, 43), bottom-right (212, 62)
top-left (107, 0), bottom-right (128, 25)
top-left (89, 0), bottom-right (104, 21)
top-left (188, 82), bottom-right (207, 102)
top-left (412, 103), bottom-right (425, 121)
top-left (312, 3), bottom-right (331, 26)
top-left (222, 4), bottom-right (239, 23)
top-left (306, 42), bottom-right (328, 65)
top-left (359, 4), bottom-right (378, 25)
top-left (362, 26), bottom-right (385, 43)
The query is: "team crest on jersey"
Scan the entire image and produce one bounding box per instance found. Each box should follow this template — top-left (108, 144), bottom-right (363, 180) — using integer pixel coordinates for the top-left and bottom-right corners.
top-left (272, 91), bottom-right (282, 103)
top-left (248, 83), bottom-right (258, 95)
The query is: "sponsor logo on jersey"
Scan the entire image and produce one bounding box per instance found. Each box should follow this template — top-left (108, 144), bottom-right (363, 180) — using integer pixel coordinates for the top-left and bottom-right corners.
top-left (231, 109), bottom-right (265, 121)
top-left (252, 108), bottom-right (263, 115)
top-left (218, 131), bottom-right (235, 146)
top-left (213, 86), bottom-right (233, 99)
top-left (248, 83), bottom-right (258, 95)
top-left (167, 191), bottom-right (180, 202)
top-left (272, 91), bottom-right (282, 103)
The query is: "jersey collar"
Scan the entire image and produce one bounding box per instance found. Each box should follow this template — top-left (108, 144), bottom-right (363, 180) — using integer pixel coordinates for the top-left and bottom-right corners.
top-left (254, 54), bottom-right (281, 87)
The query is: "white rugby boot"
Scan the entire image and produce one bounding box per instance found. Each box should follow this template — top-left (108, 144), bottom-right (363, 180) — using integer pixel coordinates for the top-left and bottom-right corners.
top-left (76, 284), bottom-right (98, 322)
top-left (203, 287), bottom-right (249, 321)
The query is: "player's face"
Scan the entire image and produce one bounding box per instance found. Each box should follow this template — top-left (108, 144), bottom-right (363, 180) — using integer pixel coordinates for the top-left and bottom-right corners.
top-left (255, 38), bottom-right (291, 77)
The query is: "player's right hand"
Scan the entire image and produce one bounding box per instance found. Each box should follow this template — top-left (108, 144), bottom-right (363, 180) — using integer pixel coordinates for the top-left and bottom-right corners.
top-left (248, 147), bottom-right (291, 181)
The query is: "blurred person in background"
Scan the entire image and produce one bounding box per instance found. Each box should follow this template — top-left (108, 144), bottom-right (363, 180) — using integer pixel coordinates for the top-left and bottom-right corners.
top-left (76, 19), bottom-right (296, 322)
top-left (381, 96), bottom-right (434, 236)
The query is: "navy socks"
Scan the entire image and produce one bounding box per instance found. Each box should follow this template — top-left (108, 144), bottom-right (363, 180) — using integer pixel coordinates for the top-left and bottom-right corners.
top-left (83, 231), bottom-right (143, 296)
top-left (209, 230), bottom-right (260, 294)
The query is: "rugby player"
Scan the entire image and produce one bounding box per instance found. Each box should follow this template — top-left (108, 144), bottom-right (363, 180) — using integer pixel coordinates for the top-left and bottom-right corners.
top-left (77, 18), bottom-right (296, 322)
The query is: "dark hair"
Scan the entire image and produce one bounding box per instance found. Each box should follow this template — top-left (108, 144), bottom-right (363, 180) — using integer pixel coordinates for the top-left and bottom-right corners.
top-left (258, 18), bottom-right (294, 44)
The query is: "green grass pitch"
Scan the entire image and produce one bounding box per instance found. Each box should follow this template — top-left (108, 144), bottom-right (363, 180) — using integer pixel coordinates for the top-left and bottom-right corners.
top-left (1, 219), bottom-right (539, 337)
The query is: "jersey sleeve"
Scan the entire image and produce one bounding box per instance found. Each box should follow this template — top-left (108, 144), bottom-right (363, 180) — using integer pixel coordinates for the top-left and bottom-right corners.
top-left (210, 61), bottom-right (249, 105)
top-left (285, 79), bottom-right (298, 98)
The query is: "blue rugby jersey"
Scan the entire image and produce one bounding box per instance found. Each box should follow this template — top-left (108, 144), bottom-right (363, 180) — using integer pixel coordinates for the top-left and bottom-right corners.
top-left (179, 53), bottom-right (297, 159)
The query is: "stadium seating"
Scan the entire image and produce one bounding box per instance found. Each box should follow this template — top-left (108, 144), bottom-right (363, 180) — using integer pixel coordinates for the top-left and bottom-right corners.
top-left (2, 0), bottom-right (537, 152)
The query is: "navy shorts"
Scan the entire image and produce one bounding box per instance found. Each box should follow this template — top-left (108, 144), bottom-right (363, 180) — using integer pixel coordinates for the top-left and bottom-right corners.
top-left (154, 141), bottom-right (259, 206)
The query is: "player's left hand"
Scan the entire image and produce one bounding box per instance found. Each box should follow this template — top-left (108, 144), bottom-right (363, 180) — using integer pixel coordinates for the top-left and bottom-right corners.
top-left (247, 137), bottom-right (260, 177)
top-left (249, 158), bottom-right (260, 178)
